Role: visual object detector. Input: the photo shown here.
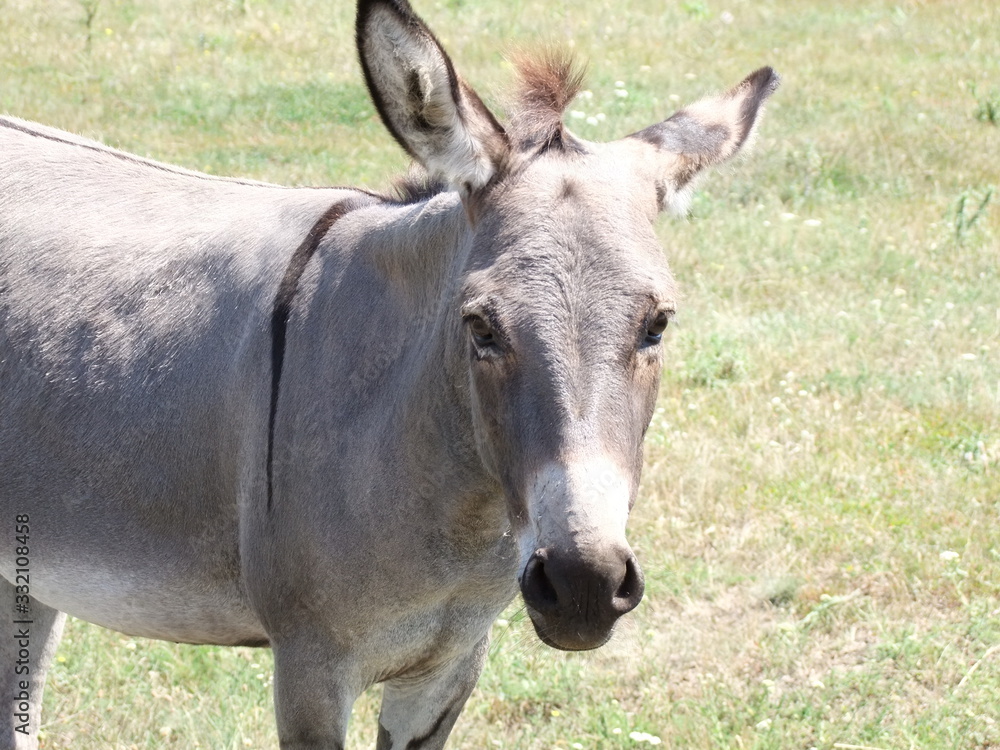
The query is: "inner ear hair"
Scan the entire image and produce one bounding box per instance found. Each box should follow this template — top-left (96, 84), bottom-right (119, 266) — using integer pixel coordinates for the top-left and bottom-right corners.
top-left (356, 0), bottom-right (509, 194)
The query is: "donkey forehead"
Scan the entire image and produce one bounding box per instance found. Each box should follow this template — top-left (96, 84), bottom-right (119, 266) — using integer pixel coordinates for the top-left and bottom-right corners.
top-left (467, 140), bottom-right (678, 305)
top-left (504, 138), bottom-right (664, 219)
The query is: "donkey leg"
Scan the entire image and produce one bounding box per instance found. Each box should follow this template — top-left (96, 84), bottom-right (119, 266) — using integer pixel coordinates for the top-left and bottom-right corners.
top-left (0, 580), bottom-right (66, 750)
top-left (271, 634), bottom-right (364, 750)
top-left (375, 636), bottom-right (489, 750)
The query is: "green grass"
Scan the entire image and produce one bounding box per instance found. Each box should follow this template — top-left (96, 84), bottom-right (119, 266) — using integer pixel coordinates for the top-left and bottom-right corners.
top-left (3, 0), bottom-right (999, 747)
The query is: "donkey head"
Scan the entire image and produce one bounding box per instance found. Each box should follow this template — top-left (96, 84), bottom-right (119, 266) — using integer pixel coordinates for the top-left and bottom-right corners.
top-left (358, 0), bottom-right (778, 650)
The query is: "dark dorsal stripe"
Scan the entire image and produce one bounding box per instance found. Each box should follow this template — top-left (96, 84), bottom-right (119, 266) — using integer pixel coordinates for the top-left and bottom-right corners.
top-left (1, 116), bottom-right (281, 188)
top-left (267, 196), bottom-right (376, 511)
top-left (0, 116), bottom-right (389, 196)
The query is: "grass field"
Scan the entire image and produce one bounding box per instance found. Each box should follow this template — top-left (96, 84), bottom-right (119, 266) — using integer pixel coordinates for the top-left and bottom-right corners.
top-left (2, 0), bottom-right (999, 748)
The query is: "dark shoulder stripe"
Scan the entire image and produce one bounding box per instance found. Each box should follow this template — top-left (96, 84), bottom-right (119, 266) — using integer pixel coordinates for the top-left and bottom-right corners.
top-left (266, 195), bottom-right (379, 512)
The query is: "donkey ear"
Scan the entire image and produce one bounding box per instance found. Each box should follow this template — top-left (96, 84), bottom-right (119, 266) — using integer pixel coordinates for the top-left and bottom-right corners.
top-left (631, 67), bottom-right (780, 214)
top-left (356, 0), bottom-right (508, 195)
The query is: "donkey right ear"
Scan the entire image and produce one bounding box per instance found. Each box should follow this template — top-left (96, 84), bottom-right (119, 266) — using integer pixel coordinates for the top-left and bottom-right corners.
top-left (356, 0), bottom-right (508, 196)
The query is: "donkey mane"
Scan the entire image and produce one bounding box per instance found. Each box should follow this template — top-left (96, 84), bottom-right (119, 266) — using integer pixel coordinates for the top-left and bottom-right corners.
top-left (391, 167), bottom-right (451, 204)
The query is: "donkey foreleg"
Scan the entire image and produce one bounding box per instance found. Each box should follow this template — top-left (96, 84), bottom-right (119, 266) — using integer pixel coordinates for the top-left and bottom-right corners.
top-left (375, 636), bottom-right (489, 750)
top-left (271, 632), bottom-right (367, 750)
top-left (0, 580), bottom-right (66, 750)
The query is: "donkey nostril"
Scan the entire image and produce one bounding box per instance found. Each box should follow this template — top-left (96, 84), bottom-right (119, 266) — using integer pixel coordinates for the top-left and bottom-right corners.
top-left (522, 552), bottom-right (559, 611)
top-left (613, 555), bottom-right (645, 613)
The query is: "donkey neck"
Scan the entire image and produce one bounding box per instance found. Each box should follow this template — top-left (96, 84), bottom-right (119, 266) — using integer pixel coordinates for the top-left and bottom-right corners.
top-left (364, 193), bottom-right (512, 548)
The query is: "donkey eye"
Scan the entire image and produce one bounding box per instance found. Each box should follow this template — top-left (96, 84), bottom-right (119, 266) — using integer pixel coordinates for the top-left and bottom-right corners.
top-left (643, 311), bottom-right (671, 346)
top-left (467, 316), bottom-right (495, 347)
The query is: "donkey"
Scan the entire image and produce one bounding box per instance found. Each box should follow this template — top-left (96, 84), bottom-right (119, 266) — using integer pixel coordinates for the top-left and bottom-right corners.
top-left (0, 0), bottom-right (777, 747)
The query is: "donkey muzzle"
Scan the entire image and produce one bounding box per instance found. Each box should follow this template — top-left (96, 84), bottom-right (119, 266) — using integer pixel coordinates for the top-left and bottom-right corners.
top-left (519, 544), bottom-right (645, 651)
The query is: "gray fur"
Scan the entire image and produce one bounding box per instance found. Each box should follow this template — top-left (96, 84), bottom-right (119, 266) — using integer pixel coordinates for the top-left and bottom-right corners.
top-left (0, 0), bottom-right (777, 747)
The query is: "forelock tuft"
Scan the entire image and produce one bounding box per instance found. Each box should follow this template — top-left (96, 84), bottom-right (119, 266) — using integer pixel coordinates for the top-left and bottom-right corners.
top-left (507, 48), bottom-right (586, 152)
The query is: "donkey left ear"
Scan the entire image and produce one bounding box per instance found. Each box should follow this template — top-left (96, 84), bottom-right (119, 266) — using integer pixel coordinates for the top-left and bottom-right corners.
top-left (356, 0), bottom-right (508, 196)
top-left (631, 67), bottom-right (780, 214)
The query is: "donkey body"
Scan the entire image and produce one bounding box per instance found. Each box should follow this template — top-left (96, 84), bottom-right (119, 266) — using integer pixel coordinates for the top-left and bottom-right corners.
top-left (0, 1), bottom-right (777, 747)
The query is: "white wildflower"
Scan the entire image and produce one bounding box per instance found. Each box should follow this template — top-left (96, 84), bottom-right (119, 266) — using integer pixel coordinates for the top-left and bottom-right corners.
top-left (629, 731), bottom-right (662, 745)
